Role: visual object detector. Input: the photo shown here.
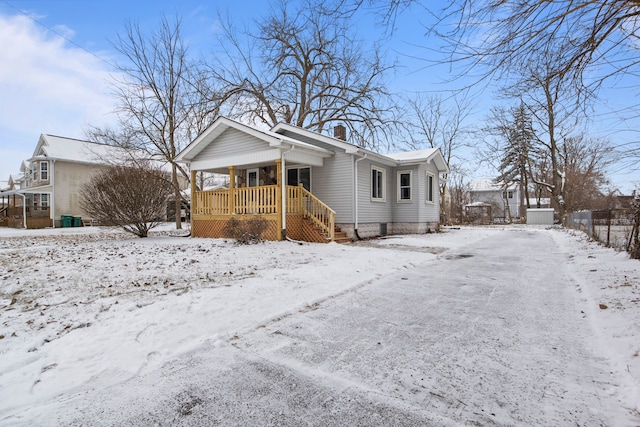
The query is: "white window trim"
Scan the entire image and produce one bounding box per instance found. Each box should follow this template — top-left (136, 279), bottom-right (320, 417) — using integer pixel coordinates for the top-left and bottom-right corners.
top-left (40, 161), bottom-right (48, 181)
top-left (425, 172), bottom-right (435, 204)
top-left (371, 165), bottom-right (386, 202)
top-left (397, 170), bottom-right (412, 202)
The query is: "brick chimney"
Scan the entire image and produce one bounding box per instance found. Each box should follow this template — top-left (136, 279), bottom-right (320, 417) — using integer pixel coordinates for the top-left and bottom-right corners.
top-left (333, 124), bottom-right (347, 141)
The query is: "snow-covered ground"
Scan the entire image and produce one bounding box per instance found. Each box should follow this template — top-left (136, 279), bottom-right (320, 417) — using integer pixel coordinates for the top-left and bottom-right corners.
top-left (0, 224), bottom-right (638, 425)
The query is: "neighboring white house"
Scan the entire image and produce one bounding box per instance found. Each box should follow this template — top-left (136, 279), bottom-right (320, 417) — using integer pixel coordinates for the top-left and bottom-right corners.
top-left (175, 117), bottom-right (450, 242)
top-left (468, 179), bottom-right (521, 222)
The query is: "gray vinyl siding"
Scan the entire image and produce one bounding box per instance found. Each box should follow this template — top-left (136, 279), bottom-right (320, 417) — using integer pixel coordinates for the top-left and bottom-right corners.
top-left (419, 162), bottom-right (440, 222)
top-left (357, 159), bottom-right (393, 223)
top-left (274, 127), bottom-right (443, 227)
top-left (278, 128), bottom-right (356, 223)
top-left (310, 151), bottom-right (354, 223)
top-left (197, 128), bottom-right (267, 162)
top-left (392, 165), bottom-right (420, 223)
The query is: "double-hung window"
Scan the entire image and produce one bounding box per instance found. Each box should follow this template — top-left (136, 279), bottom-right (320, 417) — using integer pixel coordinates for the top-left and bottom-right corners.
top-left (397, 171), bottom-right (412, 201)
top-left (40, 162), bottom-right (48, 180)
top-left (371, 166), bottom-right (385, 201)
top-left (426, 173), bottom-right (434, 203)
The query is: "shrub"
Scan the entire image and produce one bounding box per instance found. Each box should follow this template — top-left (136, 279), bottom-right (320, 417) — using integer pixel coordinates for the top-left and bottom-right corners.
top-left (80, 163), bottom-right (173, 237)
top-left (223, 216), bottom-right (269, 244)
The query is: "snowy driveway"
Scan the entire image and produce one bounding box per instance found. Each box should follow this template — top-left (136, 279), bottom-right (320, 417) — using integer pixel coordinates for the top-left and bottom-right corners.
top-left (40, 228), bottom-right (639, 426)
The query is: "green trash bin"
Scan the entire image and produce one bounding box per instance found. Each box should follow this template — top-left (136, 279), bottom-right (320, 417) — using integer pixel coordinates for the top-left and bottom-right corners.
top-left (61, 215), bottom-right (73, 228)
top-left (73, 217), bottom-right (82, 227)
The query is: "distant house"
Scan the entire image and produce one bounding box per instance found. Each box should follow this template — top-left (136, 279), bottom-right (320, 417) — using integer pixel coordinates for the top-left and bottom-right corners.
top-left (468, 179), bottom-right (521, 222)
top-left (0, 134), bottom-right (176, 229)
top-left (175, 117), bottom-right (450, 243)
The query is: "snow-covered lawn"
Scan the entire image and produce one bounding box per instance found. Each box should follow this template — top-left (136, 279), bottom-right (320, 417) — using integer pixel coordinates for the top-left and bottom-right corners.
top-left (0, 225), bottom-right (638, 425)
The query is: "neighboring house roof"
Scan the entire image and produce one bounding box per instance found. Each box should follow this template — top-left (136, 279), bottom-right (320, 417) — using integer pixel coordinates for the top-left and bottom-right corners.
top-left (465, 201), bottom-right (492, 207)
top-left (19, 160), bottom-right (29, 174)
top-left (470, 179), bottom-right (518, 192)
top-left (31, 134), bottom-right (133, 165)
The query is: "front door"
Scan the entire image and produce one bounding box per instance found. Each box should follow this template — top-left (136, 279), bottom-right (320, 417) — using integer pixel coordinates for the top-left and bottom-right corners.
top-left (245, 168), bottom-right (259, 213)
top-left (247, 168), bottom-right (259, 187)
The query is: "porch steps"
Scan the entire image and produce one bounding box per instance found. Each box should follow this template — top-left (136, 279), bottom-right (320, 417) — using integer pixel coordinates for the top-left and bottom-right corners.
top-left (311, 223), bottom-right (351, 243)
top-left (332, 228), bottom-right (352, 244)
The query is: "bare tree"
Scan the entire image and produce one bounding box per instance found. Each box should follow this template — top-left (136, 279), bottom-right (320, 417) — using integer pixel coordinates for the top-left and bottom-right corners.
top-left (499, 69), bottom-right (616, 219)
top-left (87, 16), bottom-right (217, 229)
top-left (439, 1), bottom-right (640, 88)
top-left (561, 135), bottom-right (615, 212)
top-left (629, 193), bottom-right (640, 259)
top-left (207, 0), bottom-right (397, 149)
top-left (445, 165), bottom-right (469, 225)
top-left (514, 57), bottom-right (581, 223)
top-left (404, 94), bottom-right (471, 224)
top-left (80, 164), bottom-right (173, 238)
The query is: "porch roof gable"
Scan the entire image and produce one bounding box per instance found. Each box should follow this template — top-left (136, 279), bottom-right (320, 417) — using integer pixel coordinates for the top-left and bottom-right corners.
top-left (176, 117), bottom-right (333, 164)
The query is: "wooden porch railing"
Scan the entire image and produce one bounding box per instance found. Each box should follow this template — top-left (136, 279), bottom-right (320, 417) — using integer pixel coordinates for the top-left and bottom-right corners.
top-left (194, 186), bottom-right (278, 216)
top-left (2, 206), bottom-right (50, 218)
top-left (193, 184), bottom-right (335, 241)
top-left (233, 185), bottom-right (278, 214)
top-left (287, 185), bottom-right (335, 241)
top-left (194, 189), bottom-right (230, 215)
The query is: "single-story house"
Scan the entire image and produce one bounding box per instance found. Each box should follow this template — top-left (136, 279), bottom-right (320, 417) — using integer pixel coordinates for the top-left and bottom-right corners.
top-left (175, 117), bottom-right (449, 243)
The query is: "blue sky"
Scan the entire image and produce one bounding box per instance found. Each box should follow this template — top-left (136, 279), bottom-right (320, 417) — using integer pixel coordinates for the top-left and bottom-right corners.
top-left (0, 0), bottom-right (637, 192)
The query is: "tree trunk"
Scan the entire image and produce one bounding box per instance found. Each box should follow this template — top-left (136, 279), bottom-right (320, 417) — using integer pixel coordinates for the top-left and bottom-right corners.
top-left (628, 195), bottom-right (640, 259)
top-left (440, 181), bottom-right (449, 226)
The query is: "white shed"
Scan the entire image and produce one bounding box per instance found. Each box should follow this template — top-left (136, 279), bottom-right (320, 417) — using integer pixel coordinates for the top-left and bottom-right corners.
top-left (527, 208), bottom-right (554, 225)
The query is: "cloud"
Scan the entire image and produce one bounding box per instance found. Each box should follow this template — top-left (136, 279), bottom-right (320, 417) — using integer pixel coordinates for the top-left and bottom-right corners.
top-left (0, 13), bottom-right (117, 182)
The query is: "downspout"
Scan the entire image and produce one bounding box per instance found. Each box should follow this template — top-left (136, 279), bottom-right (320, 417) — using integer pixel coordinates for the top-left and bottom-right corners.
top-left (50, 159), bottom-right (55, 228)
top-left (281, 145), bottom-right (295, 239)
top-left (353, 153), bottom-right (367, 240)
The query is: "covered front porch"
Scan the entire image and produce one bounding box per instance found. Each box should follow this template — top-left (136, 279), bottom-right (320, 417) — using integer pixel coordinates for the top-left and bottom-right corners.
top-left (190, 162), bottom-right (336, 242)
top-left (177, 117), bottom-right (340, 242)
top-left (0, 191), bottom-right (53, 229)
